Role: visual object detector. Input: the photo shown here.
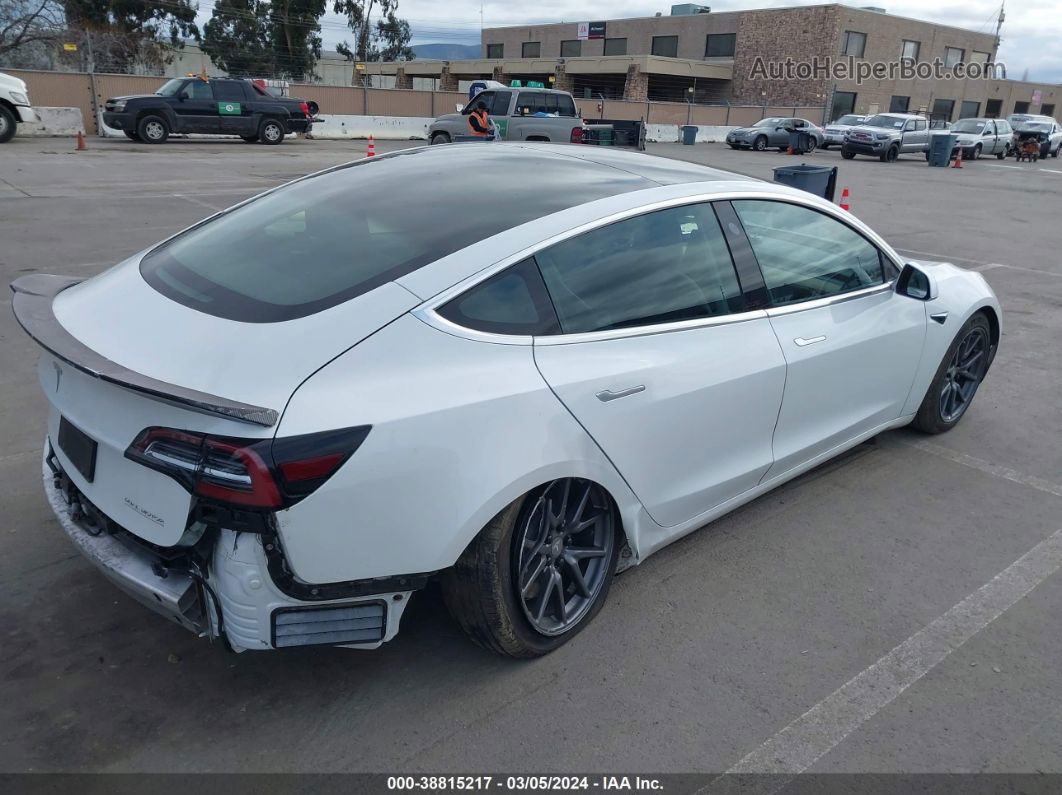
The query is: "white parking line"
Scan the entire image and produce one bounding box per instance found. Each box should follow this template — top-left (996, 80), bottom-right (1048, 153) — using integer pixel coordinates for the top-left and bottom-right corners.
top-left (985, 164), bottom-right (1021, 169)
top-left (1039, 169), bottom-right (1062, 175)
top-left (892, 249), bottom-right (1062, 279)
top-left (703, 527), bottom-right (1062, 791)
top-left (898, 439), bottom-right (1062, 498)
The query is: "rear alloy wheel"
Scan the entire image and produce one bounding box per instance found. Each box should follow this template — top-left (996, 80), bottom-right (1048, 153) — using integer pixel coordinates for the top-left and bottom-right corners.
top-left (259, 118), bottom-right (284, 145)
top-left (753, 135), bottom-right (767, 151)
top-left (913, 314), bottom-right (992, 433)
top-left (441, 478), bottom-right (620, 657)
top-left (136, 114), bottom-right (168, 144)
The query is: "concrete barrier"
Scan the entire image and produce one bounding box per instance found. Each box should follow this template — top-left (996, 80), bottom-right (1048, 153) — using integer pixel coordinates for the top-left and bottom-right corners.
top-left (646, 123), bottom-right (738, 143)
top-left (312, 115), bottom-right (433, 140)
top-left (16, 107), bottom-right (85, 137)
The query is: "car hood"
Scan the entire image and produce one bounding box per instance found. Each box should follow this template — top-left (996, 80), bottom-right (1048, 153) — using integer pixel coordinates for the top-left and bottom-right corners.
top-left (847, 125), bottom-right (898, 137)
top-left (0, 71), bottom-right (28, 93)
top-left (47, 252), bottom-right (420, 420)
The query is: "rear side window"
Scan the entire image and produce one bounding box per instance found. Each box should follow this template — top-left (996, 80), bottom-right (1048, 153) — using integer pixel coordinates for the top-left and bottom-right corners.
top-left (438, 258), bottom-right (559, 335)
top-left (535, 203), bottom-right (745, 334)
top-left (214, 81), bottom-right (246, 101)
top-left (733, 200), bottom-right (885, 306)
top-left (515, 92), bottom-right (575, 117)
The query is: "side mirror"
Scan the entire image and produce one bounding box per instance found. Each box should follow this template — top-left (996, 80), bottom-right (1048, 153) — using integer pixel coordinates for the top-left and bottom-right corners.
top-left (896, 263), bottom-right (938, 301)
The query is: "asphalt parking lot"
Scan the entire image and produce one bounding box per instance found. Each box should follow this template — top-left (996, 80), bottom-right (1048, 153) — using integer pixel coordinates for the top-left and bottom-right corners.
top-left (1, 135), bottom-right (1060, 779)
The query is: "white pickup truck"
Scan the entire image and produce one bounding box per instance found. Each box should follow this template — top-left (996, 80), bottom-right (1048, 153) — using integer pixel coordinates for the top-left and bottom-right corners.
top-left (0, 71), bottom-right (39, 143)
top-left (429, 87), bottom-right (584, 145)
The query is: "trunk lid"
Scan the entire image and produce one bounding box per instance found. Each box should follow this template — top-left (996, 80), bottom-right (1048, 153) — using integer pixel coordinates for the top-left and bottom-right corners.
top-left (30, 260), bottom-right (417, 545)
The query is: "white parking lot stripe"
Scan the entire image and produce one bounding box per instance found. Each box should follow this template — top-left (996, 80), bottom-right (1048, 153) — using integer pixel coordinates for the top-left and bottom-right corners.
top-left (705, 527), bottom-right (1062, 790)
top-left (898, 439), bottom-right (1062, 498)
top-left (985, 164), bottom-right (1021, 169)
top-left (893, 249), bottom-right (1062, 279)
top-left (1039, 169), bottom-right (1062, 175)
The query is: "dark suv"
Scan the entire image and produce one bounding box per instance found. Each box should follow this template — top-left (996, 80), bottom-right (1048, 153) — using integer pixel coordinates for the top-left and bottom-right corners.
top-left (102, 77), bottom-right (317, 145)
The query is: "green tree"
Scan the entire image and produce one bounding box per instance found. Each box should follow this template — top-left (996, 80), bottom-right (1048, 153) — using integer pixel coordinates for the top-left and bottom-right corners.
top-left (368, 9), bottom-right (412, 62)
top-left (333, 0), bottom-right (413, 81)
top-left (62, 0), bottom-right (199, 72)
top-left (268, 0), bottom-right (325, 81)
top-left (201, 0), bottom-right (273, 77)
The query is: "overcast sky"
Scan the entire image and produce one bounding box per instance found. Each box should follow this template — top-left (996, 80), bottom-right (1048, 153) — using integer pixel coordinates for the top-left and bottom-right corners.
top-left (361, 0), bottom-right (1060, 84)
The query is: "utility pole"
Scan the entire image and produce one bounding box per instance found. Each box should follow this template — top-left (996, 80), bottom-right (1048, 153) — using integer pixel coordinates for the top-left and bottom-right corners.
top-left (86, 30), bottom-right (100, 137)
top-left (994, 3), bottom-right (1005, 53)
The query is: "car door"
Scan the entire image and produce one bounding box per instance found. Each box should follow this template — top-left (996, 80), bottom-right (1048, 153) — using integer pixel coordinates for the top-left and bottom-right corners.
top-left (731, 199), bottom-right (926, 479)
top-left (532, 201), bottom-right (787, 528)
top-left (215, 79), bottom-right (256, 135)
top-left (173, 78), bottom-right (218, 133)
top-left (770, 119), bottom-right (793, 147)
top-left (488, 89), bottom-right (513, 139)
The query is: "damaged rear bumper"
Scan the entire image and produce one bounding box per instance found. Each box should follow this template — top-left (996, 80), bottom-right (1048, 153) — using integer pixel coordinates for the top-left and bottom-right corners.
top-left (43, 446), bottom-right (415, 651)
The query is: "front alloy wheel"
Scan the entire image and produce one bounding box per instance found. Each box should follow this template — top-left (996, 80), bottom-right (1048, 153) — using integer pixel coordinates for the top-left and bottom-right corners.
top-left (913, 314), bottom-right (992, 433)
top-left (753, 135), bottom-right (767, 151)
top-left (441, 478), bottom-right (620, 657)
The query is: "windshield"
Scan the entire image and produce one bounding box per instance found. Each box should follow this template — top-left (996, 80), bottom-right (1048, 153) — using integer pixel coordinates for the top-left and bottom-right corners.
top-left (139, 148), bottom-right (658, 322)
top-left (834, 115), bottom-right (862, 125)
top-left (951, 120), bottom-right (986, 133)
top-left (863, 115), bottom-right (906, 129)
top-left (155, 78), bottom-right (185, 97)
top-left (753, 117), bottom-right (785, 128)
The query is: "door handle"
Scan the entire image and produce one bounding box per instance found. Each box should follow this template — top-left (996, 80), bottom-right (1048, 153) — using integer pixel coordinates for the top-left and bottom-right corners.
top-left (596, 385), bottom-right (645, 402)
top-left (794, 335), bottom-right (827, 347)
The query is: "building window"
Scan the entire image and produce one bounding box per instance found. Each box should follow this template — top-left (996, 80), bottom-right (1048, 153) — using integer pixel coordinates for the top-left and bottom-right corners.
top-left (521, 41), bottom-right (541, 58)
top-left (972, 51), bottom-right (991, 64)
top-left (486, 43), bottom-right (503, 59)
top-left (959, 100), bottom-right (980, 118)
top-left (705, 33), bottom-right (736, 57)
top-left (560, 40), bottom-right (581, 57)
top-left (1013, 101), bottom-right (1029, 114)
top-left (932, 98), bottom-right (955, 122)
top-left (900, 40), bottom-right (920, 62)
top-left (985, 98), bottom-right (1002, 118)
top-left (603, 37), bottom-right (627, 56)
top-left (889, 95), bottom-right (910, 113)
top-left (651, 35), bottom-right (679, 58)
top-left (831, 90), bottom-right (857, 120)
top-left (841, 30), bottom-right (866, 57)
top-left (1042, 103), bottom-right (1056, 117)
top-left (944, 47), bottom-right (964, 68)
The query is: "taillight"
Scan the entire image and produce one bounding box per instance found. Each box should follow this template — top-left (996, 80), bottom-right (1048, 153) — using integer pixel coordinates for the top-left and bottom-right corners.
top-left (300, 101), bottom-right (310, 117)
top-left (125, 426), bottom-right (370, 510)
top-left (571, 126), bottom-right (584, 143)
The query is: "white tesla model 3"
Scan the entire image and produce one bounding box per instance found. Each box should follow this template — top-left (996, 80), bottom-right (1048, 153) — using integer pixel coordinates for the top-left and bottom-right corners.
top-left (13, 144), bottom-right (1000, 656)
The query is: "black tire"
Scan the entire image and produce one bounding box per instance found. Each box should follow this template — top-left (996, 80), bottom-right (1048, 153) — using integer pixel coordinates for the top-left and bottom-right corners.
top-left (881, 144), bottom-right (899, 162)
top-left (1053, 143), bottom-right (1060, 158)
top-left (441, 479), bottom-right (621, 658)
top-left (430, 132), bottom-right (451, 145)
top-left (123, 130), bottom-right (140, 141)
top-left (820, 142), bottom-right (830, 149)
top-left (841, 147), bottom-right (856, 160)
top-left (753, 135), bottom-right (767, 151)
top-left (0, 105), bottom-right (16, 143)
top-left (912, 313), bottom-right (992, 434)
top-left (136, 114), bottom-right (169, 144)
top-left (806, 138), bottom-right (817, 153)
top-left (996, 147), bottom-right (1006, 160)
top-left (258, 117), bottom-right (284, 145)
top-left (972, 144), bottom-right (982, 160)
top-left (240, 134), bottom-right (258, 143)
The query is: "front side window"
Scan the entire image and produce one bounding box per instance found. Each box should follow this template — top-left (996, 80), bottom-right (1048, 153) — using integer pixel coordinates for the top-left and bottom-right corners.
top-left (733, 201), bottom-right (886, 306)
top-left (535, 203), bottom-right (744, 334)
top-left (438, 258), bottom-right (558, 336)
top-left (560, 39), bottom-right (581, 57)
top-left (652, 36), bottom-right (679, 58)
top-left (522, 41), bottom-right (541, 58)
top-left (489, 90), bottom-right (512, 115)
top-left (841, 30), bottom-right (866, 57)
top-left (186, 80), bottom-right (213, 100)
top-left (705, 33), bottom-right (736, 57)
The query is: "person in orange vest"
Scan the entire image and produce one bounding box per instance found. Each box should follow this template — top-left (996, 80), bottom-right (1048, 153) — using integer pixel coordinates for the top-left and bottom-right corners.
top-left (467, 101), bottom-right (493, 139)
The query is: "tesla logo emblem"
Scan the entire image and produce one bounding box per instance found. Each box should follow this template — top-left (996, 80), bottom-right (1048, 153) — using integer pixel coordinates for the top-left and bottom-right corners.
top-left (52, 361), bottom-right (62, 392)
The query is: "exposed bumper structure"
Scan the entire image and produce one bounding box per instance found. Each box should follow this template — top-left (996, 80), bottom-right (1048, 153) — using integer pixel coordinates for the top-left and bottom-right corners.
top-left (44, 447), bottom-right (414, 651)
top-left (16, 105), bottom-right (39, 123)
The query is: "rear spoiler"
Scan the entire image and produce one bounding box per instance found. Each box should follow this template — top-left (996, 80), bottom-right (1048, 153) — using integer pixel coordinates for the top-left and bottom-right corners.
top-left (10, 274), bottom-right (279, 427)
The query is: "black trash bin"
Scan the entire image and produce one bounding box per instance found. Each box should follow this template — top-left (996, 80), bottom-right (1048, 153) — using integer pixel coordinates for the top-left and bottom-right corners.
top-left (773, 163), bottom-right (837, 201)
top-left (787, 129), bottom-right (813, 154)
top-left (681, 125), bottom-right (698, 145)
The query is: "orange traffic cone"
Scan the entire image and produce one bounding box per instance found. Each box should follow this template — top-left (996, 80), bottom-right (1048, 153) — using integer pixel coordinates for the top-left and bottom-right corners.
top-left (75, 130), bottom-right (87, 151)
top-left (366, 134), bottom-right (375, 157)
top-left (952, 146), bottom-right (963, 168)
top-left (839, 187), bottom-right (850, 211)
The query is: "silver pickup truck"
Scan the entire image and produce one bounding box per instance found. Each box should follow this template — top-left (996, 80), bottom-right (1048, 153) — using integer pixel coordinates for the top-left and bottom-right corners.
top-left (429, 88), bottom-right (584, 145)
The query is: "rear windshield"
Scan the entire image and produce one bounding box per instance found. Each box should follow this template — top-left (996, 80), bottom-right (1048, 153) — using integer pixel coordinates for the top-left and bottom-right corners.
top-left (140, 148), bottom-right (654, 322)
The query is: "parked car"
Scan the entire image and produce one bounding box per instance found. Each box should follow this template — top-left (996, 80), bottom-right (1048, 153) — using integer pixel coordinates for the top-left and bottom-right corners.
top-left (101, 76), bottom-right (316, 144)
top-left (841, 113), bottom-right (930, 162)
top-left (945, 118), bottom-right (1014, 160)
top-left (820, 114), bottom-right (866, 149)
top-left (726, 117), bottom-right (825, 151)
top-left (0, 70), bottom-right (39, 143)
top-left (12, 145), bottom-right (1000, 657)
top-left (429, 87), bottom-right (584, 144)
top-left (1011, 116), bottom-right (1062, 159)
